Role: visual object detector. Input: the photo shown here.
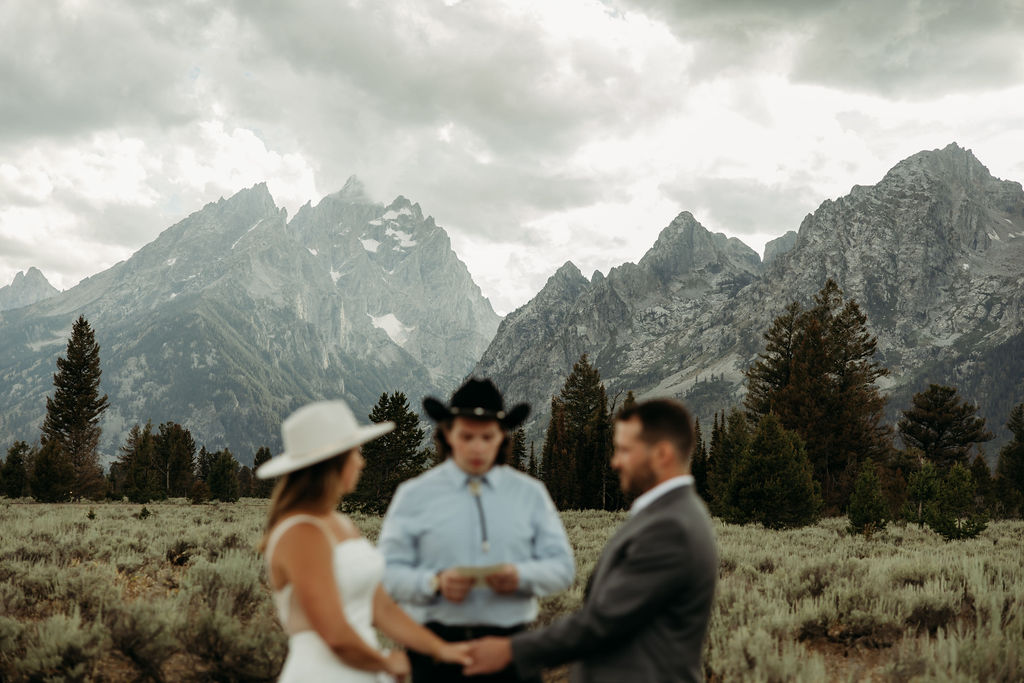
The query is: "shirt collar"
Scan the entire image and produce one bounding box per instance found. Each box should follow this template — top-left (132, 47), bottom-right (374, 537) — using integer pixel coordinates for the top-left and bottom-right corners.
top-left (440, 458), bottom-right (501, 489)
top-left (629, 475), bottom-right (693, 516)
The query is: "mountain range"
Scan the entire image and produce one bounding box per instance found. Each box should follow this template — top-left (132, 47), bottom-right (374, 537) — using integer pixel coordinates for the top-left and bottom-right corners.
top-left (0, 180), bottom-right (498, 464)
top-left (1, 143), bottom-right (1021, 467)
top-left (474, 143), bottom-right (1024, 457)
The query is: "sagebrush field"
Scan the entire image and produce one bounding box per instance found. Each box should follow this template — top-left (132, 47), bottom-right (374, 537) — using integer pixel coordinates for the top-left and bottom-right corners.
top-left (1, 500), bottom-right (1021, 682)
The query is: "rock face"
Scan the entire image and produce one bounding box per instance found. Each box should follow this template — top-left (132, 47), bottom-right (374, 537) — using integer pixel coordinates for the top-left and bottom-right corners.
top-left (476, 211), bottom-right (762, 441)
top-left (0, 181), bottom-right (499, 464)
top-left (0, 267), bottom-right (59, 311)
top-left (762, 231), bottom-right (797, 266)
top-left (475, 144), bottom-right (1024, 452)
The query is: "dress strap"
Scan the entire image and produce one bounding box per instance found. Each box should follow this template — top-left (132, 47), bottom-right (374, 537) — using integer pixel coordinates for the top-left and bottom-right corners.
top-left (265, 514), bottom-right (333, 567)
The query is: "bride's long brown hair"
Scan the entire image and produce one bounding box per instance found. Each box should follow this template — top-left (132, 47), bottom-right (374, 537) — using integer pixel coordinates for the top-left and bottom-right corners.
top-left (259, 450), bottom-right (352, 553)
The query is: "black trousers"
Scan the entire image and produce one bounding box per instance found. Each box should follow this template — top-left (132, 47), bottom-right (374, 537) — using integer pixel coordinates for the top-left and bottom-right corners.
top-left (408, 621), bottom-right (542, 683)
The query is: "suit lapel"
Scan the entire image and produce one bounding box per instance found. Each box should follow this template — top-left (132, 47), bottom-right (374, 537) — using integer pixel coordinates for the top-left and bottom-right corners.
top-left (583, 487), bottom-right (690, 599)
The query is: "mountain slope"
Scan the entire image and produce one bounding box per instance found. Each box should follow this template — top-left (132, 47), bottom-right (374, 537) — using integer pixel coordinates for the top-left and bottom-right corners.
top-left (475, 144), bottom-right (1024, 452)
top-left (0, 182), bottom-right (499, 464)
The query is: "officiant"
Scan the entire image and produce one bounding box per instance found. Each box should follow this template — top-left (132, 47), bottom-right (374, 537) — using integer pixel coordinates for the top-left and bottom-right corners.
top-left (379, 378), bottom-right (574, 683)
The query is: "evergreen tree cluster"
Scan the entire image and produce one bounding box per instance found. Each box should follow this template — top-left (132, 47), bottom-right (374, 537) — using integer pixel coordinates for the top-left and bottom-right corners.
top-left (346, 392), bottom-right (429, 515)
top-left (541, 355), bottom-right (623, 511)
top-left (702, 410), bottom-right (822, 529)
top-left (744, 280), bottom-right (890, 512)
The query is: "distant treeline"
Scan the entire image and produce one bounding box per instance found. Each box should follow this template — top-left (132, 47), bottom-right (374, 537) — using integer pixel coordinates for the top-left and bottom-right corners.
top-left (3, 284), bottom-right (1024, 540)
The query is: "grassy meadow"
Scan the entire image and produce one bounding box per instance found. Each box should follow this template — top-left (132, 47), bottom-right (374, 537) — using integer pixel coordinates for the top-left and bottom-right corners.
top-left (0, 500), bottom-right (1021, 682)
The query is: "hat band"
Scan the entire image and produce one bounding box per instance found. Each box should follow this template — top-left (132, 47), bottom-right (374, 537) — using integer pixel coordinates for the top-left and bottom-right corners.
top-left (449, 406), bottom-right (506, 420)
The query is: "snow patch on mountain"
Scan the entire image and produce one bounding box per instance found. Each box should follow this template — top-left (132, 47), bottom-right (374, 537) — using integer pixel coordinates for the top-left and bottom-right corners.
top-left (231, 220), bottom-right (262, 249)
top-left (385, 227), bottom-right (416, 247)
top-left (370, 313), bottom-right (413, 346)
top-left (382, 207), bottom-right (413, 221)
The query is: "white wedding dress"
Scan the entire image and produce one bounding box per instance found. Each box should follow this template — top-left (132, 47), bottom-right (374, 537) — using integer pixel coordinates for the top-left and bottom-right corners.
top-left (266, 514), bottom-right (391, 682)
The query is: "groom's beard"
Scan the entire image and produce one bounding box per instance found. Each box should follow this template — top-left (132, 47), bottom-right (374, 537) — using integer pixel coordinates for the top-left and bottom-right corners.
top-left (620, 458), bottom-right (658, 499)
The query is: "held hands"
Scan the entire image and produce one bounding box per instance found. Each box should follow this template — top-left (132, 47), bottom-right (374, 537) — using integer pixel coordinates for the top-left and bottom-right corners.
top-left (463, 636), bottom-right (513, 676)
top-left (383, 650), bottom-right (410, 681)
top-left (434, 641), bottom-right (474, 667)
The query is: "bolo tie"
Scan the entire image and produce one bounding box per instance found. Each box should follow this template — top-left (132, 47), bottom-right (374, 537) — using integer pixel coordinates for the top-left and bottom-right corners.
top-left (467, 477), bottom-right (490, 553)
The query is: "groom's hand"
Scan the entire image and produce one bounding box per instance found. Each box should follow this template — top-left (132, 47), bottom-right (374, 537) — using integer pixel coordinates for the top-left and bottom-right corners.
top-left (464, 637), bottom-right (512, 675)
top-left (484, 564), bottom-right (519, 594)
top-left (437, 568), bottom-right (475, 603)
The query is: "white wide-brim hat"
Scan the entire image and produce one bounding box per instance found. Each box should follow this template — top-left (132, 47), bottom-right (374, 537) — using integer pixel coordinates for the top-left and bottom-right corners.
top-left (256, 400), bottom-right (395, 479)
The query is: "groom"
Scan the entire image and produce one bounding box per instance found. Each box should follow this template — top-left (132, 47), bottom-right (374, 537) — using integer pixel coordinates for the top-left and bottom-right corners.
top-left (465, 398), bottom-right (718, 682)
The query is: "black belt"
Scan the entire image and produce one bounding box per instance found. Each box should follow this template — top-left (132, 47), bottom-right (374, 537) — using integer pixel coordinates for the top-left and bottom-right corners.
top-left (424, 621), bottom-right (528, 641)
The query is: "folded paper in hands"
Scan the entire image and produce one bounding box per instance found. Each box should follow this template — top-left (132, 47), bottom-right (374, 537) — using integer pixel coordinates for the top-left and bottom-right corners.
top-left (453, 565), bottom-right (506, 585)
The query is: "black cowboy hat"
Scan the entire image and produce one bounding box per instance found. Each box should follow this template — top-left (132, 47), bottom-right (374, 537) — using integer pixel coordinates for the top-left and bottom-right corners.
top-left (423, 377), bottom-right (530, 429)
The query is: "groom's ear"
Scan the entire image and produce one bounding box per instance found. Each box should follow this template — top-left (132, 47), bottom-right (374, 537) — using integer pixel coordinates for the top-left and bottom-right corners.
top-left (650, 440), bottom-right (676, 473)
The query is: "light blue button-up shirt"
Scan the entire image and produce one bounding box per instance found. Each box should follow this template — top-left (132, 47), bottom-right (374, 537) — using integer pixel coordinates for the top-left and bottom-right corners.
top-left (379, 459), bottom-right (575, 627)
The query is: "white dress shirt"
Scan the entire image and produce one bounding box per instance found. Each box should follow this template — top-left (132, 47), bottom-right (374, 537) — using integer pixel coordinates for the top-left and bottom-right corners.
top-left (630, 474), bottom-right (694, 516)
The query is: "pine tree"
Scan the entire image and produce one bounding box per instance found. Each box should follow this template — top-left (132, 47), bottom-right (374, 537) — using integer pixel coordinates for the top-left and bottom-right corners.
top-left (541, 399), bottom-right (574, 509)
top-left (708, 409), bottom-right (750, 519)
top-left (898, 384), bottom-right (994, 469)
top-left (527, 442), bottom-right (539, 478)
top-left (925, 463), bottom-right (988, 540)
top-left (510, 428), bottom-right (528, 471)
top-left (115, 423), bottom-right (159, 503)
top-left (621, 390), bottom-right (637, 412)
top-left (723, 413), bottom-right (821, 529)
top-left (30, 440), bottom-right (75, 502)
top-left (903, 459), bottom-right (940, 527)
top-left (252, 446), bottom-right (275, 497)
top-left (541, 355), bottom-right (615, 510)
top-left (847, 459), bottom-right (889, 536)
top-left (153, 422), bottom-right (196, 498)
top-left (347, 392), bottom-right (429, 514)
top-left (2, 441), bottom-right (33, 498)
top-left (744, 279), bottom-right (891, 512)
top-left (40, 315), bottom-right (110, 500)
top-left (744, 301), bottom-right (802, 417)
top-left (195, 446), bottom-right (215, 482)
top-left (691, 417), bottom-right (710, 501)
top-left (970, 453), bottom-right (997, 515)
top-left (994, 402), bottom-right (1024, 517)
top-left (207, 449), bottom-right (240, 502)
top-left (236, 465), bottom-right (254, 498)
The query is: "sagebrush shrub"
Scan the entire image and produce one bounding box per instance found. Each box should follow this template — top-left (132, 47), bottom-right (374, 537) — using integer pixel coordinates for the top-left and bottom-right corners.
top-left (105, 599), bottom-right (180, 681)
top-left (13, 610), bottom-right (108, 681)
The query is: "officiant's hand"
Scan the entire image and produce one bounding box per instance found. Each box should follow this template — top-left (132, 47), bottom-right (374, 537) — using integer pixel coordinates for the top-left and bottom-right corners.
top-left (437, 568), bottom-right (475, 603)
top-left (484, 564), bottom-right (519, 594)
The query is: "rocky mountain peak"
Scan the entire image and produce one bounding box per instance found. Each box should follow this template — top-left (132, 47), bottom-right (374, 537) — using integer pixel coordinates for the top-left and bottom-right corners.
top-left (882, 142), bottom-right (993, 189)
top-left (638, 211), bottom-right (760, 282)
top-left (545, 261), bottom-right (588, 293)
top-left (333, 175), bottom-right (371, 204)
top-left (0, 267), bottom-right (60, 312)
top-left (384, 195), bottom-right (425, 223)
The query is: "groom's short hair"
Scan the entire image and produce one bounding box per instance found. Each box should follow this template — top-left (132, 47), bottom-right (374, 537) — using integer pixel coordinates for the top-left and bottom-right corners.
top-left (616, 398), bottom-right (695, 462)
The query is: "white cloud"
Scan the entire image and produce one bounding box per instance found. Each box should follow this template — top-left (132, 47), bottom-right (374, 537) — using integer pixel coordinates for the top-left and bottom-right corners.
top-left (0, 0), bottom-right (1022, 317)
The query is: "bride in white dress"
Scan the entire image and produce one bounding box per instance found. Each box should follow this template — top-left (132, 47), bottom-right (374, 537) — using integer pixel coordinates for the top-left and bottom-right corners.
top-left (256, 400), bottom-right (472, 681)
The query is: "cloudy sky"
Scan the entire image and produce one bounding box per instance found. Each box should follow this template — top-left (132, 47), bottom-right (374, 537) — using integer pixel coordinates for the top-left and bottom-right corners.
top-left (2, 0), bottom-right (1023, 315)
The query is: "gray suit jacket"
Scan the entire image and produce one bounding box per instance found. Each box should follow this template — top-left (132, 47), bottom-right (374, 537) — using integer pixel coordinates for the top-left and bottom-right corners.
top-left (511, 485), bottom-right (717, 682)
